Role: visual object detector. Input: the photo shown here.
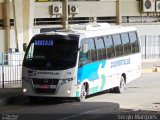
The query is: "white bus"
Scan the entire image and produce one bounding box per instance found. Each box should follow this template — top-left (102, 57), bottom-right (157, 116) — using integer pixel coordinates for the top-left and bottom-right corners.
top-left (22, 23), bottom-right (141, 102)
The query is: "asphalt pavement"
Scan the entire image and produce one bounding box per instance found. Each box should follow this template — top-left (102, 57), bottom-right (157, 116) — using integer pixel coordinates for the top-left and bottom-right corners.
top-left (0, 87), bottom-right (24, 106)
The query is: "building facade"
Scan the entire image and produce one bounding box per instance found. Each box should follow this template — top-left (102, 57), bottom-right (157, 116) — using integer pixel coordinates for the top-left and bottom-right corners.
top-left (0, 0), bottom-right (160, 53)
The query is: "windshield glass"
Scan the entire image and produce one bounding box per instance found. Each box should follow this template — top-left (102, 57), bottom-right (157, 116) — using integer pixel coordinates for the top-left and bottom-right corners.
top-left (23, 34), bottom-right (79, 70)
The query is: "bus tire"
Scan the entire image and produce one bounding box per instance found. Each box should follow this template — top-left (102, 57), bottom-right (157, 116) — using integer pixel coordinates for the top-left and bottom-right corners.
top-left (113, 76), bottom-right (126, 94)
top-left (76, 84), bottom-right (86, 102)
top-left (29, 96), bottom-right (39, 103)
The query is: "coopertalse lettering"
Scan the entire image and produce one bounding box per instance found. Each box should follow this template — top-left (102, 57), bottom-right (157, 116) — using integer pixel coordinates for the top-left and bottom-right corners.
top-left (111, 58), bottom-right (130, 68)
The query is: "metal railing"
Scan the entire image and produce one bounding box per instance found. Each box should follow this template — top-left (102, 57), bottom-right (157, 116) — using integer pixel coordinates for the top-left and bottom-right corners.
top-left (140, 35), bottom-right (160, 59)
top-left (0, 52), bottom-right (24, 88)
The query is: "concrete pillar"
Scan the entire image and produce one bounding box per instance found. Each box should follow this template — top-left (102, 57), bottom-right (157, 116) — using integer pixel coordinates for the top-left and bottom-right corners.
top-left (13, 0), bottom-right (34, 52)
top-left (22, 0), bottom-right (34, 45)
top-left (3, 0), bottom-right (10, 53)
top-left (116, 0), bottom-right (122, 25)
top-left (12, 0), bottom-right (23, 52)
top-left (62, 0), bottom-right (68, 29)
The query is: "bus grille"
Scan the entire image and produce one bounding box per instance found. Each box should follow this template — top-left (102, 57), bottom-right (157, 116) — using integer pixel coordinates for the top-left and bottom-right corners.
top-left (34, 88), bottom-right (56, 94)
top-left (32, 79), bottom-right (59, 94)
top-left (32, 78), bottom-right (59, 85)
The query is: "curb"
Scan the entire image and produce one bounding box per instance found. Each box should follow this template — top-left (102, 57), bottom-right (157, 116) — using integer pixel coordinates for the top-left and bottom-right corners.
top-left (152, 67), bottom-right (160, 72)
top-left (141, 67), bottom-right (160, 73)
top-left (141, 69), bottom-right (153, 73)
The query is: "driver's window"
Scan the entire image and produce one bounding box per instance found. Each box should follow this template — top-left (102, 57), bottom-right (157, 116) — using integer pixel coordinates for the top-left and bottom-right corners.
top-left (79, 39), bottom-right (87, 67)
top-left (26, 43), bottom-right (34, 59)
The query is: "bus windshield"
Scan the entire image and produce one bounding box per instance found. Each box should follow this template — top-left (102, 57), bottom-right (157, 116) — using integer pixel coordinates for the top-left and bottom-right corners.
top-left (23, 35), bottom-right (79, 70)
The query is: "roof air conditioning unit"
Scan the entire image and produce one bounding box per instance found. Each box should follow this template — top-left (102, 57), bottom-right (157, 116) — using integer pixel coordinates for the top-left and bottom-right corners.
top-left (50, 5), bottom-right (62, 15)
top-left (141, 0), bottom-right (155, 12)
top-left (69, 5), bottom-right (79, 14)
top-left (156, 1), bottom-right (160, 12)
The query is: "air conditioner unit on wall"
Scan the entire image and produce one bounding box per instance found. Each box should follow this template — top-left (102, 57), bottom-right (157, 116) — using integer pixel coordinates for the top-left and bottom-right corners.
top-left (50, 5), bottom-right (62, 15)
top-left (141, 0), bottom-right (155, 12)
top-left (68, 5), bottom-right (79, 14)
top-left (156, 1), bottom-right (160, 12)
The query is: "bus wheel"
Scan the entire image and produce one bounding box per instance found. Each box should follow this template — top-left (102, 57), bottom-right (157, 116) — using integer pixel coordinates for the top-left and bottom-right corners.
top-left (114, 76), bottom-right (126, 93)
top-left (29, 96), bottom-right (39, 103)
top-left (76, 84), bottom-right (86, 102)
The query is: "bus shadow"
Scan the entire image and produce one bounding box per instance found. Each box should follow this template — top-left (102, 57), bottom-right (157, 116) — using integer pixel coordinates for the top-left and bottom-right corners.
top-left (86, 90), bottom-right (110, 99)
top-left (28, 97), bottom-right (75, 106)
top-left (8, 87), bottom-right (134, 106)
top-left (8, 95), bottom-right (76, 106)
top-left (86, 88), bottom-right (126, 99)
top-left (9, 90), bottom-right (116, 106)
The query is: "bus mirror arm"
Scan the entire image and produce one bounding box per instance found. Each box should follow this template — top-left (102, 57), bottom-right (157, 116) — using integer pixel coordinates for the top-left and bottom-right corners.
top-left (82, 44), bottom-right (88, 53)
top-left (23, 43), bottom-right (27, 52)
top-left (78, 47), bottom-right (82, 51)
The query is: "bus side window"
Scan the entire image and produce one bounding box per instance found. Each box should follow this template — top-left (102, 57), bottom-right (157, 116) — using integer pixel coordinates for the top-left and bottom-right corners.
top-left (121, 33), bottom-right (131, 55)
top-left (112, 34), bottom-right (123, 57)
top-left (94, 37), bottom-right (105, 60)
top-left (88, 38), bottom-right (96, 62)
top-left (129, 31), bottom-right (139, 53)
top-left (104, 35), bottom-right (115, 58)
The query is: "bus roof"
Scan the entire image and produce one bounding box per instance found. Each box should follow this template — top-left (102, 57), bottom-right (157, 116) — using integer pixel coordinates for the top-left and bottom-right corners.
top-left (44, 23), bottom-right (137, 38)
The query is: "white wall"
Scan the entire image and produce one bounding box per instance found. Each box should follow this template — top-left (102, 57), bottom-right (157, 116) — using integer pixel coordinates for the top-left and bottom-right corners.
top-left (135, 25), bottom-right (160, 36)
top-left (0, 29), bottom-right (16, 53)
top-left (0, 28), bottom-right (40, 53)
top-left (0, 29), bottom-right (5, 53)
top-left (123, 24), bottom-right (160, 36)
top-left (34, 1), bottom-right (116, 18)
top-left (10, 29), bottom-right (17, 49)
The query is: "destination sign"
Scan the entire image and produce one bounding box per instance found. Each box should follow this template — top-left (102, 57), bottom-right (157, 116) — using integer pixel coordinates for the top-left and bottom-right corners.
top-left (35, 40), bottom-right (54, 46)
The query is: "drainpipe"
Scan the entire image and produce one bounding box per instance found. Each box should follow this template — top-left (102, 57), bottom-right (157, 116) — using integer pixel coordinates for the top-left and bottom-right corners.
top-left (3, 0), bottom-right (10, 53)
top-left (63, 0), bottom-right (68, 29)
top-left (116, 0), bottom-right (122, 25)
top-left (12, 0), bottom-right (18, 51)
top-left (12, 0), bottom-right (23, 52)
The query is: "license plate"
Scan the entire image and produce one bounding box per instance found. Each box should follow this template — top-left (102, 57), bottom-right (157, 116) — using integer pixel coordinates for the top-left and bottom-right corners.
top-left (39, 84), bottom-right (49, 89)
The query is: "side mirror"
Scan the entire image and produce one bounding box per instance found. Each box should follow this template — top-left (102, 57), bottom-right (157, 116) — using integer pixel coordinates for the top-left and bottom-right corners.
top-left (82, 44), bottom-right (88, 53)
top-left (23, 43), bottom-right (27, 52)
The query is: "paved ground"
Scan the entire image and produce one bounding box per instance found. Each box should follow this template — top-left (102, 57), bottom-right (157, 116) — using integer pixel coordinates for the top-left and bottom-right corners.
top-left (0, 72), bottom-right (160, 120)
top-left (141, 59), bottom-right (160, 73)
top-left (0, 88), bottom-right (22, 106)
top-left (86, 72), bottom-right (160, 113)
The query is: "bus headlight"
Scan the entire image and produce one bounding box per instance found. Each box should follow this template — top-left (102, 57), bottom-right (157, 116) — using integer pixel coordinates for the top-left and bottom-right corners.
top-left (61, 78), bottom-right (73, 85)
top-left (23, 88), bottom-right (27, 93)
